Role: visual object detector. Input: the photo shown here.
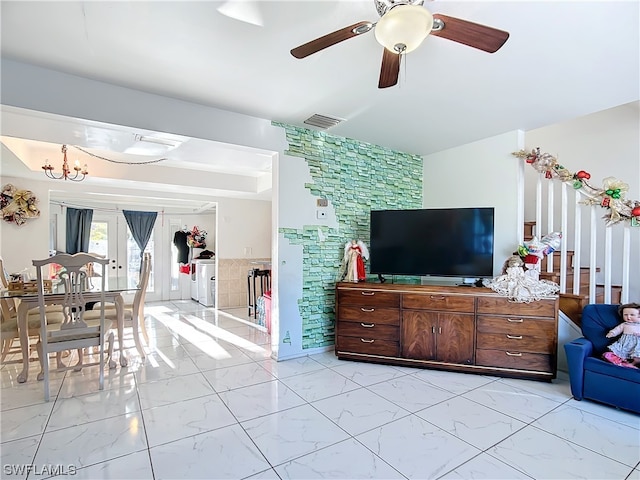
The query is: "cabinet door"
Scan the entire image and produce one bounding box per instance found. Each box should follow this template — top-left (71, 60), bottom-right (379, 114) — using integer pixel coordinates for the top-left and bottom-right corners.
top-left (401, 310), bottom-right (437, 360)
top-left (437, 313), bottom-right (475, 364)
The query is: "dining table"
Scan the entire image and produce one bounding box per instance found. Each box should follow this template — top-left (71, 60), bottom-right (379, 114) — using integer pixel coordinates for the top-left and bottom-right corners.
top-left (2, 277), bottom-right (140, 383)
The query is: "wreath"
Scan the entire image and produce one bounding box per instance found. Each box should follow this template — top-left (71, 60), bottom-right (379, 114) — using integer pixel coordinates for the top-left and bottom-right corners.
top-left (1, 184), bottom-right (40, 226)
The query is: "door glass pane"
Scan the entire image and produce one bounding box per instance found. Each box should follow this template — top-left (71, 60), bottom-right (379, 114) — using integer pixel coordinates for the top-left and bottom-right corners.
top-left (89, 221), bottom-right (108, 277)
top-left (127, 230), bottom-right (154, 291)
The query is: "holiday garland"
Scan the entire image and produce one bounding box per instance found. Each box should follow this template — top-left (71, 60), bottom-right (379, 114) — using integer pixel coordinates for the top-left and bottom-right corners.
top-left (512, 148), bottom-right (640, 227)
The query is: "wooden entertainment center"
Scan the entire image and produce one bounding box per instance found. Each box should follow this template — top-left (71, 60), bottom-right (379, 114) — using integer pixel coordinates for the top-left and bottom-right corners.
top-left (335, 282), bottom-right (559, 381)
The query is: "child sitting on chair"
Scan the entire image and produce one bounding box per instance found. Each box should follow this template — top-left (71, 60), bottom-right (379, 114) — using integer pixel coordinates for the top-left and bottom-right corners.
top-left (603, 303), bottom-right (640, 368)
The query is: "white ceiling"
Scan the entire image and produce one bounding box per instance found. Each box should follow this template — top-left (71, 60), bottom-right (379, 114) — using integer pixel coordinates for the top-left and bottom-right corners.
top-left (1, 1), bottom-right (639, 209)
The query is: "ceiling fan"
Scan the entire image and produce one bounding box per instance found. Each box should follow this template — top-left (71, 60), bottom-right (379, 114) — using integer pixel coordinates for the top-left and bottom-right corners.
top-left (290, 0), bottom-right (509, 89)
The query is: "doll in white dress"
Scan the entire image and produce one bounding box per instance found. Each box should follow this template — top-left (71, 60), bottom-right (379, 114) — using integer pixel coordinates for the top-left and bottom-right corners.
top-left (603, 303), bottom-right (640, 368)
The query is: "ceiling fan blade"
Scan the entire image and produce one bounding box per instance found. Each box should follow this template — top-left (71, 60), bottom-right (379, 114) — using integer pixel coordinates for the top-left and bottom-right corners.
top-left (431, 14), bottom-right (509, 53)
top-left (378, 48), bottom-right (401, 89)
top-left (291, 21), bottom-right (373, 59)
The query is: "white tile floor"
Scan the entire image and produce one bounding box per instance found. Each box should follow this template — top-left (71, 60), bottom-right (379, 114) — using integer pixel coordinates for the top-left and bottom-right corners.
top-left (1, 300), bottom-right (639, 480)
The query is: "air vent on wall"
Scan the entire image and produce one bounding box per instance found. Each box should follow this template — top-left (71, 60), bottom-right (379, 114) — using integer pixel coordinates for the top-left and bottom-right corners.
top-left (303, 114), bottom-right (343, 130)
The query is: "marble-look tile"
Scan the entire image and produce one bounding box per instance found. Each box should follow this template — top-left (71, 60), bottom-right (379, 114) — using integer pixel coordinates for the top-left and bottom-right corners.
top-left (244, 468), bottom-right (281, 479)
top-left (565, 398), bottom-right (640, 430)
top-left (629, 468), bottom-right (640, 480)
top-left (0, 402), bottom-right (54, 442)
top-left (32, 413), bottom-right (147, 476)
top-left (0, 377), bottom-right (63, 410)
top-left (311, 387), bottom-right (410, 436)
top-left (532, 404), bottom-right (640, 467)
top-left (47, 386), bottom-right (140, 432)
top-left (307, 351), bottom-right (345, 367)
top-left (278, 368), bottom-right (360, 403)
top-left (462, 381), bottom-right (562, 423)
top-left (56, 369), bottom-right (137, 399)
top-left (136, 372), bottom-right (215, 409)
top-left (150, 424), bottom-right (271, 479)
top-left (356, 414), bottom-right (480, 479)
top-left (143, 343), bottom-right (190, 361)
top-left (242, 404), bottom-right (350, 466)
top-left (188, 346), bottom-right (255, 371)
top-left (439, 452), bottom-right (532, 479)
top-left (144, 393), bottom-right (237, 447)
top-left (0, 435), bottom-right (40, 480)
top-left (367, 375), bottom-right (456, 412)
top-left (330, 361), bottom-right (408, 386)
top-left (133, 355), bottom-right (200, 383)
top-left (259, 356), bottom-right (325, 378)
top-left (488, 425), bottom-right (632, 479)
top-left (498, 372), bottom-right (573, 403)
top-left (201, 362), bottom-right (275, 392)
top-left (218, 380), bottom-right (305, 422)
top-left (66, 450), bottom-right (153, 479)
top-left (411, 368), bottom-right (499, 395)
top-left (275, 438), bottom-right (404, 479)
top-left (416, 396), bottom-right (526, 450)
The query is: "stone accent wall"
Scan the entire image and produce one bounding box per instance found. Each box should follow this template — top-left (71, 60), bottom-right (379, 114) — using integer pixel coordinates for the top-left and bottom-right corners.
top-left (275, 123), bottom-right (423, 349)
top-left (217, 258), bottom-right (270, 308)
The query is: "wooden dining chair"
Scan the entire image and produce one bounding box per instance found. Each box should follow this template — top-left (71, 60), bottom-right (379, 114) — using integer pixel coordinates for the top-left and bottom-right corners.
top-left (99, 252), bottom-right (152, 351)
top-left (0, 256), bottom-right (64, 364)
top-left (33, 252), bottom-right (114, 401)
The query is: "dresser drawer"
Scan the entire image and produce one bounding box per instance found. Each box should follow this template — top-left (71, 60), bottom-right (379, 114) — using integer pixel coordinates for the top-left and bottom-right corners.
top-left (338, 321), bottom-right (399, 341)
top-left (338, 305), bottom-right (400, 325)
top-left (337, 336), bottom-right (399, 357)
top-left (477, 332), bottom-right (554, 353)
top-left (476, 349), bottom-right (552, 372)
top-left (338, 289), bottom-right (400, 308)
top-left (402, 293), bottom-right (475, 313)
top-left (477, 315), bottom-right (555, 336)
top-left (477, 296), bottom-right (556, 317)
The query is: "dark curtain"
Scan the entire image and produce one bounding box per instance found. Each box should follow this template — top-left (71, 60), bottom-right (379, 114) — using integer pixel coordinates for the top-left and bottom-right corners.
top-left (65, 208), bottom-right (94, 254)
top-left (123, 210), bottom-right (157, 256)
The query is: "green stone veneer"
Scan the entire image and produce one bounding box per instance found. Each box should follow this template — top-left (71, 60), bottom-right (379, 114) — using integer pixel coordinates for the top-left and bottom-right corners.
top-left (276, 123), bottom-right (423, 349)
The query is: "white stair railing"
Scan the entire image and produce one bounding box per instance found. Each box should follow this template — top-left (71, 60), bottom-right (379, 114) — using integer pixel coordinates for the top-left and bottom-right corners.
top-left (516, 149), bottom-right (638, 305)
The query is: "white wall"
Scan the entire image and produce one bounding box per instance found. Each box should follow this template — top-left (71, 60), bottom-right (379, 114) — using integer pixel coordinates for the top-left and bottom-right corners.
top-left (423, 131), bottom-right (525, 276)
top-left (525, 102), bottom-right (640, 296)
top-left (216, 198), bottom-right (271, 259)
top-left (0, 175), bottom-right (53, 275)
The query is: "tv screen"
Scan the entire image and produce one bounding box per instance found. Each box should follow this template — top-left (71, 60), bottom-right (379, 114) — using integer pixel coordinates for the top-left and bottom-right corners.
top-left (369, 207), bottom-right (495, 278)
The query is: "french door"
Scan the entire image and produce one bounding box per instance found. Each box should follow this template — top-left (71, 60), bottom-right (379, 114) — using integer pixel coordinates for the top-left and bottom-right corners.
top-left (90, 214), bottom-right (161, 302)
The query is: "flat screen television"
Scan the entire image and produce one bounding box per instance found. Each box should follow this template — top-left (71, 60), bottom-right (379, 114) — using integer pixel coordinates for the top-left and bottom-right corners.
top-left (369, 207), bottom-right (495, 279)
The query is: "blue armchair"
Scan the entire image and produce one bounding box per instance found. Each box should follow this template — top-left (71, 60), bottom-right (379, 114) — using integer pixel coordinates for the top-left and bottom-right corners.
top-left (564, 304), bottom-right (640, 414)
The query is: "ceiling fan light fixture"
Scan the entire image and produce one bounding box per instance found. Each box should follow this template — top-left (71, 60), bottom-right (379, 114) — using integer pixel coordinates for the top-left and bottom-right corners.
top-left (374, 5), bottom-right (434, 54)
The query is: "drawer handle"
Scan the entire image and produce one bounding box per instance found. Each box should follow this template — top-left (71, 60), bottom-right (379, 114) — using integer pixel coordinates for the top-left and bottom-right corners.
top-left (361, 291), bottom-right (375, 296)
top-left (430, 295), bottom-right (446, 301)
top-left (438, 327), bottom-right (442, 334)
top-left (506, 335), bottom-right (523, 339)
top-left (505, 351), bottom-right (522, 357)
top-left (360, 307), bottom-right (375, 312)
top-left (507, 318), bottom-right (524, 323)
top-left (432, 326), bottom-right (436, 334)
top-left (360, 338), bottom-right (375, 343)
top-left (360, 322), bottom-right (375, 328)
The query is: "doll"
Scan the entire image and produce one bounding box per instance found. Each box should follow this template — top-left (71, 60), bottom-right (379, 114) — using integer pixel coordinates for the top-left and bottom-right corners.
top-left (340, 240), bottom-right (369, 283)
top-left (603, 303), bottom-right (640, 368)
top-left (483, 254), bottom-right (559, 303)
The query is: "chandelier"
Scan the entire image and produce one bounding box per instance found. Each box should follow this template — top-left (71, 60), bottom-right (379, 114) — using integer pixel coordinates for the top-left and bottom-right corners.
top-left (42, 145), bottom-right (88, 181)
